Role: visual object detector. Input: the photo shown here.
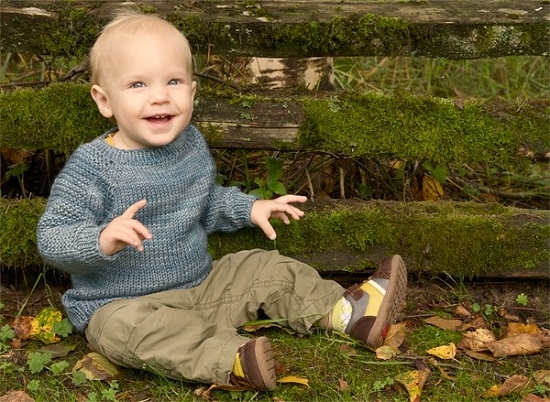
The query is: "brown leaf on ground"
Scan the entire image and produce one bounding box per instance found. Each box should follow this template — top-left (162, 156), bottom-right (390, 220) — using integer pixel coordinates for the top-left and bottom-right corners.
top-left (459, 328), bottom-right (497, 352)
top-left (533, 370), bottom-right (550, 386)
top-left (497, 375), bottom-right (533, 396)
top-left (336, 378), bottom-right (350, 392)
top-left (384, 322), bottom-right (407, 348)
top-left (469, 315), bottom-right (491, 330)
top-left (497, 307), bottom-right (520, 322)
top-left (484, 376), bottom-right (533, 399)
top-left (505, 322), bottom-right (540, 337)
top-left (461, 349), bottom-right (497, 362)
top-left (11, 316), bottom-right (38, 340)
top-left (424, 315), bottom-right (463, 331)
top-left (455, 305), bottom-right (472, 318)
top-left (72, 352), bottom-right (119, 381)
top-left (376, 345), bottom-right (400, 360)
top-left (339, 343), bottom-right (357, 357)
top-left (521, 394), bottom-right (550, 402)
top-left (487, 333), bottom-right (543, 357)
top-left (395, 367), bottom-right (431, 402)
top-left (0, 392), bottom-right (35, 402)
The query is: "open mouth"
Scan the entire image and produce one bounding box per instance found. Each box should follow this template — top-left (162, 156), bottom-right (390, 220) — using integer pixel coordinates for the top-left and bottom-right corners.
top-left (146, 114), bottom-right (172, 123)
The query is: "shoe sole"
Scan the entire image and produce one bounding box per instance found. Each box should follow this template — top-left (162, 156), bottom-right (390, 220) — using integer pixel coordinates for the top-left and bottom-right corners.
top-left (245, 336), bottom-right (276, 391)
top-left (366, 255), bottom-right (408, 349)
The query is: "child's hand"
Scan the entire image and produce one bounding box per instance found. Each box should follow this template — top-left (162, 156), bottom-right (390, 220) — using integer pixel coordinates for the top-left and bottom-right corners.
top-left (251, 195), bottom-right (307, 240)
top-left (99, 199), bottom-right (152, 256)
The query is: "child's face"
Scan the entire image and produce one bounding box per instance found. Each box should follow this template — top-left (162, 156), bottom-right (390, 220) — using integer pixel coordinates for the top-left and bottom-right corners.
top-left (91, 30), bottom-right (196, 149)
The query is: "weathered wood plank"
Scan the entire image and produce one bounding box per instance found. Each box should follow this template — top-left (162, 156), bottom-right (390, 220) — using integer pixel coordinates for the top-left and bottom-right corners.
top-left (1, 1), bottom-right (548, 58)
top-left (1, 84), bottom-right (548, 162)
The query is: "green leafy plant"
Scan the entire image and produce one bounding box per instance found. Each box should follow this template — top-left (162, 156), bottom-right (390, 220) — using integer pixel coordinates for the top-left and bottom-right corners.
top-left (516, 293), bottom-right (529, 306)
top-left (472, 302), bottom-right (498, 318)
top-left (249, 157), bottom-right (286, 199)
top-left (27, 351), bottom-right (53, 374)
top-left (372, 376), bottom-right (395, 392)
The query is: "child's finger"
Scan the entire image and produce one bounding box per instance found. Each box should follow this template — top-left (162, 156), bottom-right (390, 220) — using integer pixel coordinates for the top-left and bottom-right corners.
top-left (121, 199), bottom-right (148, 219)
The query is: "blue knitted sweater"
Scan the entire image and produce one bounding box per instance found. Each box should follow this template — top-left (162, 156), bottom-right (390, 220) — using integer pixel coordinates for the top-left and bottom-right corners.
top-left (37, 125), bottom-right (256, 332)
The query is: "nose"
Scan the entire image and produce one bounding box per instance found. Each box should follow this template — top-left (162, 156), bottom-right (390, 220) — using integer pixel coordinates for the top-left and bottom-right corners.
top-left (149, 85), bottom-right (169, 104)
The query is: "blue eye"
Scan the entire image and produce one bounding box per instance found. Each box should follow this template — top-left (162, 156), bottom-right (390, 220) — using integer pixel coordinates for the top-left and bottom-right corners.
top-left (131, 82), bottom-right (144, 88)
top-left (168, 79), bottom-right (179, 85)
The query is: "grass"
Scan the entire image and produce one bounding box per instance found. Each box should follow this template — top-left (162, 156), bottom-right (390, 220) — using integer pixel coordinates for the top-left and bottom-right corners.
top-left (2, 327), bottom-right (548, 401)
top-left (332, 56), bottom-right (549, 101)
top-left (1, 277), bottom-right (549, 402)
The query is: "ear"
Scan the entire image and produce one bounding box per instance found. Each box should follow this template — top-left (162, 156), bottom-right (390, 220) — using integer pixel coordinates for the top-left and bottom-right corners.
top-left (190, 80), bottom-right (197, 98)
top-left (91, 84), bottom-right (113, 118)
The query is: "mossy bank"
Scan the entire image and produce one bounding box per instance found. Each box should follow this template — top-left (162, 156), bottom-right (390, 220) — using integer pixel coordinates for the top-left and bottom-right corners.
top-left (2, 198), bottom-right (548, 278)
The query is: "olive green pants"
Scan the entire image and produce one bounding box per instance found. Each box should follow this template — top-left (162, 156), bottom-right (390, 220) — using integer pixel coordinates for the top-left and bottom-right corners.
top-left (85, 249), bottom-right (344, 385)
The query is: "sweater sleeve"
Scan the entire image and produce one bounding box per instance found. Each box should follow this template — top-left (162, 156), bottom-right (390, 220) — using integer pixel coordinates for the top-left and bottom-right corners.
top-left (36, 147), bottom-right (115, 274)
top-left (201, 183), bottom-right (258, 234)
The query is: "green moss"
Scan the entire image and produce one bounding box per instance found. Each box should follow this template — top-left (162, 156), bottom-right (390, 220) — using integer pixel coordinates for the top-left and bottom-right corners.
top-left (300, 93), bottom-right (548, 166)
top-left (407, 325), bottom-right (463, 354)
top-left (0, 197), bottom-right (46, 267)
top-left (209, 201), bottom-right (549, 277)
top-left (0, 83), bottom-right (108, 153)
top-left (40, 3), bottom-right (102, 58)
top-left (3, 199), bottom-right (548, 276)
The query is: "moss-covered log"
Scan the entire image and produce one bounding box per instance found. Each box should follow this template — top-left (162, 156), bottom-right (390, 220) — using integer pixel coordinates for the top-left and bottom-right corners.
top-left (1, 83), bottom-right (548, 165)
top-left (1, 197), bottom-right (548, 278)
top-left (1, 1), bottom-right (549, 59)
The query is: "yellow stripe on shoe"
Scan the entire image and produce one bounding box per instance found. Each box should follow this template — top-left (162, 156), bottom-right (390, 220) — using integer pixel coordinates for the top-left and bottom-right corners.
top-left (360, 280), bottom-right (386, 317)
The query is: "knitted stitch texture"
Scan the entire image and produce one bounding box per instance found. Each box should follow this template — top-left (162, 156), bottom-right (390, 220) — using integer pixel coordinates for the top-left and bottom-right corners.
top-left (37, 125), bottom-right (256, 332)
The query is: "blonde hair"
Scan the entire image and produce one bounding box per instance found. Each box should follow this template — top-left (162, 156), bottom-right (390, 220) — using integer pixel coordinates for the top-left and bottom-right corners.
top-left (90, 10), bottom-right (194, 85)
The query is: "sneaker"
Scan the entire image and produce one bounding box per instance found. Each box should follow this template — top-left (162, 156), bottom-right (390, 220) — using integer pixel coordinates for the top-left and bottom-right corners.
top-left (343, 255), bottom-right (407, 349)
top-left (229, 337), bottom-right (276, 391)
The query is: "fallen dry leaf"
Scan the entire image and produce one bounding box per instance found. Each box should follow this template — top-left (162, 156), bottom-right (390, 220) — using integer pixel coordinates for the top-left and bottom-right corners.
top-left (487, 333), bottom-right (543, 357)
top-left (461, 349), bottom-right (497, 362)
top-left (0, 391), bottom-right (35, 402)
top-left (485, 375), bottom-right (533, 397)
top-left (40, 342), bottom-right (77, 358)
top-left (72, 352), bottom-right (119, 381)
top-left (376, 345), bottom-right (400, 360)
top-left (11, 307), bottom-right (63, 344)
top-left (455, 304), bottom-right (472, 318)
top-left (339, 343), bottom-right (357, 357)
top-left (427, 343), bottom-right (457, 360)
top-left (335, 378), bottom-right (350, 392)
top-left (11, 316), bottom-right (38, 340)
top-left (498, 375), bottom-right (533, 396)
top-left (411, 174), bottom-right (444, 201)
top-left (242, 321), bottom-right (283, 333)
top-left (384, 322), bottom-right (407, 348)
top-left (506, 322), bottom-right (540, 337)
top-left (520, 394), bottom-right (550, 402)
top-left (533, 370), bottom-right (550, 386)
top-left (424, 315), bottom-right (463, 331)
top-left (459, 328), bottom-right (497, 352)
top-left (395, 368), bottom-right (431, 402)
top-left (469, 315), bottom-right (490, 330)
top-left (497, 307), bottom-right (520, 322)
top-left (277, 375), bottom-right (309, 387)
